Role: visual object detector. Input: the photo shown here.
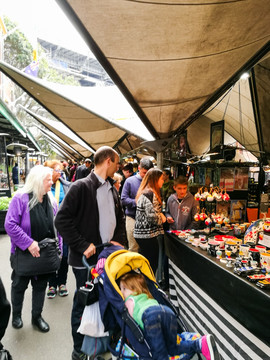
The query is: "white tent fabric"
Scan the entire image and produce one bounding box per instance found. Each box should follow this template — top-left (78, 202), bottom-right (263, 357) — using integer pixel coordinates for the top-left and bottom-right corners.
top-left (202, 78), bottom-right (259, 154)
top-left (0, 61), bottom-right (145, 155)
top-left (58, 0), bottom-right (270, 141)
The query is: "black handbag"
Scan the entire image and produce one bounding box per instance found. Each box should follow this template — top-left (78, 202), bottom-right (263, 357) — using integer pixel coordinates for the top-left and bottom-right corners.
top-left (13, 238), bottom-right (61, 276)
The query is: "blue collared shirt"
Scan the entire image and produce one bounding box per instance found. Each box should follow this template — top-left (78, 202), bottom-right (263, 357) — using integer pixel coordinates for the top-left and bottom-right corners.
top-left (94, 172), bottom-right (116, 243)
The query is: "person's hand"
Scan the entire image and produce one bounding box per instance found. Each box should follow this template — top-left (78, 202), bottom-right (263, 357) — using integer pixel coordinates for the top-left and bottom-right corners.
top-left (161, 213), bottom-right (167, 223)
top-left (167, 216), bottom-right (174, 224)
top-left (28, 241), bottom-right (40, 257)
top-left (83, 243), bottom-right (96, 258)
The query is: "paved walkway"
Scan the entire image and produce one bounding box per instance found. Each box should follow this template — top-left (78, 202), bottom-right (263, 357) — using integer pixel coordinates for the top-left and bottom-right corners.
top-left (0, 233), bottom-right (75, 359)
top-left (1, 233), bottom-right (200, 360)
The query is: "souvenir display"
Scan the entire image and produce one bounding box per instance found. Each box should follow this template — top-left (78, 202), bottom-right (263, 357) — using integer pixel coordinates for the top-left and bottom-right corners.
top-left (222, 190), bottom-right (230, 202)
top-left (194, 212), bottom-right (200, 221)
top-left (199, 211), bottom-right (207, 221)
top-left (225, 240), bottom-right (238, 255)
top-left (213, 235), bottom-right (225, 249)
top-left (260, 252), bottom-right (270, 271)
top-left (256, 279), bottom-right (270, 289)
top-left (207, 240), bottom-right (220, 256)
top-left (248, 248), bottom-right (260, 263)
top-left (168, 211), bottom-right (270, 291)
top-left (263, 220), bottom-right (270, 233)
top-left (239, 244), bottom-right (250, 257)
top-left (192, 238), bottom-right (201, 247)
top-left (255, 245), bottom-right (267, 254)
top-left (234, 264), bottom-right (259, 276)
top-left (194, 186), bottom-right (230, 203)
top-left (247, 273), bottom-right (270, 282)
top-left (244, 219), bottom-right (263, 244)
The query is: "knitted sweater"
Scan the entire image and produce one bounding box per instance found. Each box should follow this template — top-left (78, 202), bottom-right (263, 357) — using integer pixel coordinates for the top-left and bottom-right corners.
top-left (134, 190), bottom-right (164, 239)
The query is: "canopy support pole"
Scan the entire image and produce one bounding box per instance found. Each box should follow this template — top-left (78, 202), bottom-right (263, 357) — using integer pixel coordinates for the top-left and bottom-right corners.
top-left (156, 152), bottom-right (163, 170)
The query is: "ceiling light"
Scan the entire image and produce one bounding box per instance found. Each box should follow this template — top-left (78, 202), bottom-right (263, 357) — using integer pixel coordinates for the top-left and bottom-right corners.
top-left (240, 72), bottom-right (250, 80)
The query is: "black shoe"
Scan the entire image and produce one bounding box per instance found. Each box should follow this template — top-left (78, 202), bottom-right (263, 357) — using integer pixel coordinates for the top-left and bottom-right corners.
top-left (32, 316), bottom-right (50, 332)
top-left (71, 349), bottom-right (87, 360)
top-left (12, 315), bottom-right (23, 329)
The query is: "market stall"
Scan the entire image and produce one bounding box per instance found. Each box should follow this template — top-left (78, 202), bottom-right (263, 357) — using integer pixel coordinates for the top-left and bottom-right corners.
top-left (165, 231), bottom-right (270, 360)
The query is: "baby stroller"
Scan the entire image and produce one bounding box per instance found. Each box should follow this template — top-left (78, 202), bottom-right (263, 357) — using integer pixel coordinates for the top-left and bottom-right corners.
top-left (96, 249), bottom-right (203, 360)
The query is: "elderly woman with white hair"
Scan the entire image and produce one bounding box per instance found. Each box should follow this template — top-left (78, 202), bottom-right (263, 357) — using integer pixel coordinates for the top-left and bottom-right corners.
top-left (4, 165), bottom-right (61, 333)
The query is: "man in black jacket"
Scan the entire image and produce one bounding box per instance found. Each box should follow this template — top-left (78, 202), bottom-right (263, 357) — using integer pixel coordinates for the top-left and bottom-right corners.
top-left (74, 158), bottom-right (92, 180)
top-left (55, 146), bottom-right (127, 360)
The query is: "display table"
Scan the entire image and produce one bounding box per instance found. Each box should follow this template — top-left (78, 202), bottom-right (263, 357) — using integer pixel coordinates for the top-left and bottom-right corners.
top-left (165, 232), bottom-right (270, 360)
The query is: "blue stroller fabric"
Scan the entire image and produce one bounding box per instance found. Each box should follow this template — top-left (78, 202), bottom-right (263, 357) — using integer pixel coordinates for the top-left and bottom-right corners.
top-left (98, 250), bottom-right (189, 360)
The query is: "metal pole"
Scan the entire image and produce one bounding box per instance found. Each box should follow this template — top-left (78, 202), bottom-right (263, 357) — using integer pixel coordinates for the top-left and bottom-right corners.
top-left (25, 151), bottom-right (29, 177)
top-left (156, 152), bottom-right (163, 170)
top-left (3, 135), bottom-right (11, 197)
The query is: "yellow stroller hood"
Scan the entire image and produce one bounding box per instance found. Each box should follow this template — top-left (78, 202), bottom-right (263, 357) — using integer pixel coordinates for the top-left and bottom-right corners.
top-left (104, 249), bottom-right (156, 299)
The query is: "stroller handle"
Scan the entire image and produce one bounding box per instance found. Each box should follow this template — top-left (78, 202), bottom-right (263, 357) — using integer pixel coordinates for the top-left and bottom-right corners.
top-left (82, 242), bottom-right (111, 269)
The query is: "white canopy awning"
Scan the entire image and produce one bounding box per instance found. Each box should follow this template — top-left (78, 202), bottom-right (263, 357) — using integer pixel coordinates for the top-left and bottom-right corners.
top-left (56, 0), bottom-right (270, 142)
top-left (0, 61), bottom-right (146, 156)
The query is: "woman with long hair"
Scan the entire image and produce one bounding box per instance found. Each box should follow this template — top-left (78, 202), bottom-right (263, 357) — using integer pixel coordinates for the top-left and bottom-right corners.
top-left (134, 168), bottom-right (166, 273)
top-left (4, 165), bottom-right (61, 333)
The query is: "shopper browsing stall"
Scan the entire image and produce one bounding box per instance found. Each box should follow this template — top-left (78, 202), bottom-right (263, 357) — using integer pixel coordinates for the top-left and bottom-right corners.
top-left (134, 168), bottom-right (166, 273)
top-left (166, 176), bottom-right (199, 230)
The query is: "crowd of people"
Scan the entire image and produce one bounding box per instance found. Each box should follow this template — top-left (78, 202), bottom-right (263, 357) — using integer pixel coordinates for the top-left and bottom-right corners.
top-left (0, 146), bottom-right (219, 360)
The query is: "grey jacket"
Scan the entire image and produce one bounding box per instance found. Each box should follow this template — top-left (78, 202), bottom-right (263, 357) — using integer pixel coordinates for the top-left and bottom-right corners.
top-left (165, 192), bottom-right (199, 230)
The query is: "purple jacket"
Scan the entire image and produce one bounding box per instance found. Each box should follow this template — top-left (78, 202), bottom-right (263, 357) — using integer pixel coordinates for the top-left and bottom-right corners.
top-left (121, 173), bottom-right (142, 219)
top-left (4, 192), bottom-right (61, 254)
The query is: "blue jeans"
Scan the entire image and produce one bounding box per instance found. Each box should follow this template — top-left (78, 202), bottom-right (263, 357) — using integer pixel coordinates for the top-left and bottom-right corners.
top-left (142, 305), bottom-right (201, 360)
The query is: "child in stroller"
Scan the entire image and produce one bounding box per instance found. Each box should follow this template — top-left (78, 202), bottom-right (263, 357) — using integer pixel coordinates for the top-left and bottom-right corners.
top-left (98, 249), bottom-right (220, 360)
top-left (119, 272), bottom-right (219, 360)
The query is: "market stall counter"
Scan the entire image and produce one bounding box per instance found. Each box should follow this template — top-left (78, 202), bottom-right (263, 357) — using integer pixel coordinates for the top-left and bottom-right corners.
top-left (165, 232), bottom-right (270, 360)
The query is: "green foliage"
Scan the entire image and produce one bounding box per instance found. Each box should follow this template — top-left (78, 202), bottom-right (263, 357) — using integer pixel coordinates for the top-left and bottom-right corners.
top-left (38, 53), bottom-right (79, 86)
top-left (2, 16), bottom-right (79, 154)
top-left (3, 16), bottom-right (33, 69)
top-left (38, 138), bottom-right (60, 160)
top-left (0, 197), bottom-right (12, 211)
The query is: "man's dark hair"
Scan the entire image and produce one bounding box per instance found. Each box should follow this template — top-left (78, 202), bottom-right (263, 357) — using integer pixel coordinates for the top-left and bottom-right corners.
top-left (123, 163), bottom-right (134, 173)
top-left (139, 158), bottom-right (154, 170)
top-left (163, 169), bottom-right (173, 179)
top-left (94, 146), bottom-right (119, 166)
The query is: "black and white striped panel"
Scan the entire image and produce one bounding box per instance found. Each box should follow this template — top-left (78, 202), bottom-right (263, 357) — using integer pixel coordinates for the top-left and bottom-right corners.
top-left (168, 260), bottom-right (270, 360)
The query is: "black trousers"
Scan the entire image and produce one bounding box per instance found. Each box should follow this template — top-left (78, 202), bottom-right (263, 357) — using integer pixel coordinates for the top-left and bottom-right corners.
top-left (0, 277), bottom-right (11, 343)
top-left (136, 236), bottom-right (159, 274)
top-left (48, 255), bottom-right (69, 288)
top-left (72, 267), bottom-right (88, 353)
top-left (11, 269), bottom-right (49, 319)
